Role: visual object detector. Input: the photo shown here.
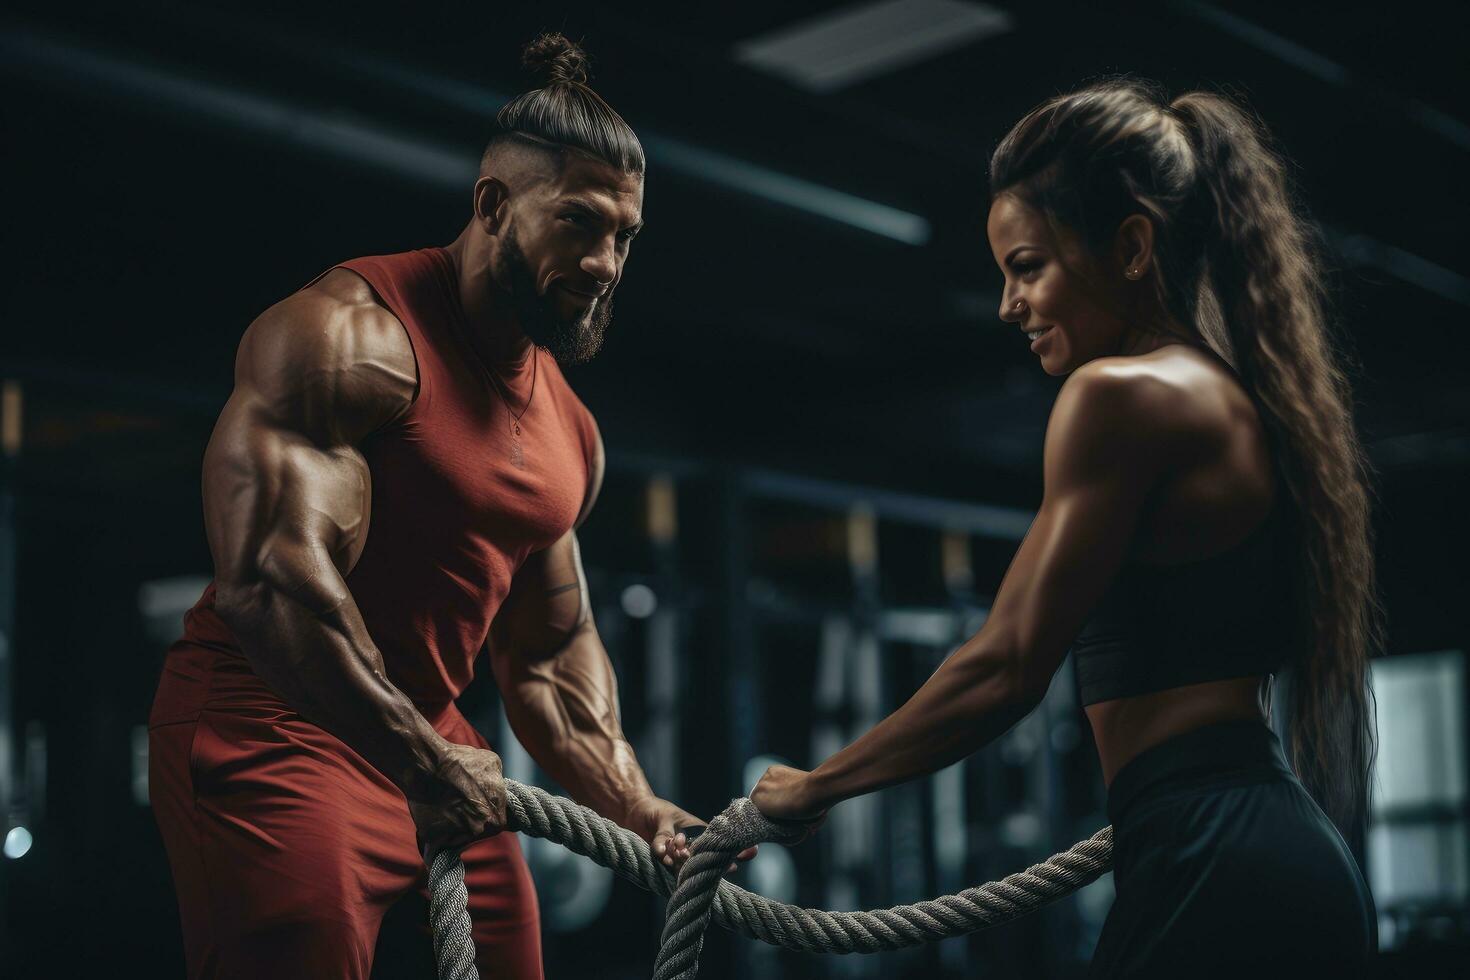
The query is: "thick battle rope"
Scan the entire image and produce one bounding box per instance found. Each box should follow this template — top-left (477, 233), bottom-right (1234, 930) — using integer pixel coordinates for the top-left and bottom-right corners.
top-left (427, 848), bottom-right (477, 980)
top-left (428, 779), bottom-right (1113, 980)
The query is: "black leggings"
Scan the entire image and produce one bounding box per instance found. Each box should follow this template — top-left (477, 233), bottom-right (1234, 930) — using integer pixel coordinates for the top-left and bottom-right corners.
top-left (1089, 720), bottom-right (1376, 978)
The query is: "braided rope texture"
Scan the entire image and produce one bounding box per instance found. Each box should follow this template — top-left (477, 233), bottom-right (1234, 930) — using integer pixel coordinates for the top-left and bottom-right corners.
top-left (427, 847), bottom-right (479, 980)
top-left (427, 780), bottom-right (1114, 980)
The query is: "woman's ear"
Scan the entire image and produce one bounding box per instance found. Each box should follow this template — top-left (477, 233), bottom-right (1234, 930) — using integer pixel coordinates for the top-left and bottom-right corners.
top-left (1114, 214), bottom-right (1155, 281)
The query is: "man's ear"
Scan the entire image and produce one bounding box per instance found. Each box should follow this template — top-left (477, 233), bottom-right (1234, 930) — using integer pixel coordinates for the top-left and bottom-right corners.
top-left (473, 176), bottom-right (511, 235)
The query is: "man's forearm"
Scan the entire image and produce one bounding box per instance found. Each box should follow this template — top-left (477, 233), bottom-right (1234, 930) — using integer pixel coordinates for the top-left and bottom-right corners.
top-left (499, 625), bottom-right (654, 823)
top-left (217, 578), bottom-right (448, 799)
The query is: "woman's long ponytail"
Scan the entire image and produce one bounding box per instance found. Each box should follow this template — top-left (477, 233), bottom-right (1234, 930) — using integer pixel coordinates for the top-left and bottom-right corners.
top-left (1171, 92), bottom-right (1380, 834)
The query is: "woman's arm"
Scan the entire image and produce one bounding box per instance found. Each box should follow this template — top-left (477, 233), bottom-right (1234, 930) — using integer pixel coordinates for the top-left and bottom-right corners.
top-left (753, 361), bottom-right (1201, 819)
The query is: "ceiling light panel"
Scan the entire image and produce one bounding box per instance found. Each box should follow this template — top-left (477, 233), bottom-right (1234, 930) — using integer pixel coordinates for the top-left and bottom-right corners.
top-left (735, 0), bottom-right (1013, 93)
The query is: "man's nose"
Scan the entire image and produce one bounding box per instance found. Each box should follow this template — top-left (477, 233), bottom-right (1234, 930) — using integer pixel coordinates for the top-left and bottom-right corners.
top-left (581, 241), bottom-right (616, 286)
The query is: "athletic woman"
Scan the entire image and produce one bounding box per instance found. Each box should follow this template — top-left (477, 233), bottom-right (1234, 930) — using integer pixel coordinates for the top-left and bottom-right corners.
top-left (751, 79), bottom-right (1378, 976)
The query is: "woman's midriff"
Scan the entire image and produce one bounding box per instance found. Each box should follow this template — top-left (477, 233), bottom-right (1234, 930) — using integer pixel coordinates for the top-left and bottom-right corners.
top-left (1084, 675), bottom-right (1268, 787)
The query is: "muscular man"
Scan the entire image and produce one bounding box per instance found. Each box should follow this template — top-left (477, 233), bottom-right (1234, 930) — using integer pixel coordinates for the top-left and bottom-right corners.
top-left (148, 35), bottom-right (732, 979)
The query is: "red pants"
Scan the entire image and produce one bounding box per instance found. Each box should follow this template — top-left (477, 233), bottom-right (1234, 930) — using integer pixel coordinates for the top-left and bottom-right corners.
top-left (149, 648), bottom-right (542, 980)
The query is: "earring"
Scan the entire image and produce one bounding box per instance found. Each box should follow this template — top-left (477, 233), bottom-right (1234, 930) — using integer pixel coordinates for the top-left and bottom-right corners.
top-left (1125, 268), bottom-right (1142, 280)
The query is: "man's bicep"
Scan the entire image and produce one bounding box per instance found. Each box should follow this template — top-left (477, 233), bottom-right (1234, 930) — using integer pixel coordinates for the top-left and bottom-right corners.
top-left (232, 288), bottom-right (416, 445)
top-left (202, 394), bottom-right (368, 612)
top-left (492, 531), bottom-right (591, 661)
top-left (203, 299), bottom-right (396, 603)
top-left (574, 423), bottom-right (606, 530)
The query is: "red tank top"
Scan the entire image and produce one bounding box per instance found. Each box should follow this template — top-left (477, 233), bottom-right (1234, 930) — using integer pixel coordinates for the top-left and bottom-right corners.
top-left (157, 247), bottom-right (598, 721)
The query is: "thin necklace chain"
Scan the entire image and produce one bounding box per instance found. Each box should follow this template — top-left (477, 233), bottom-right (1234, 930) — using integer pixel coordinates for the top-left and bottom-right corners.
top-left (484, 346), bottom-right (539, 435)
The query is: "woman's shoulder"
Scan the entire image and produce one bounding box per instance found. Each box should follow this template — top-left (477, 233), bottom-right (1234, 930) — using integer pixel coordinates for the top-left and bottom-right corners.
top-left (1054, 344), bottom-right (1241, 458)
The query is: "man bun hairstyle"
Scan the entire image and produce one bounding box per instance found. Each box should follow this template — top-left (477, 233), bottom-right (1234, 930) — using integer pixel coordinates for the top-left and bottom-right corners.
top-left (485, 33), bottom-right (645, 175)
top-left (522, 32), bottom-right (589, 85)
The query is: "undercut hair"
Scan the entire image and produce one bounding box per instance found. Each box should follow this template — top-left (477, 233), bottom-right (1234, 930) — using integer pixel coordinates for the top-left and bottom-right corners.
top-left (483, 33), bottom-right (645, 176)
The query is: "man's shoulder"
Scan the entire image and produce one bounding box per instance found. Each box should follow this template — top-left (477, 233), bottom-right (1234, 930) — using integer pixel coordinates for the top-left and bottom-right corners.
top-left (302, 266), bottom-right (387, 313)
top-left (235, 268), bottom-right (417, 435)
top-left (287, 267), bottom-right (407, 343)
top-left (247, 270), bottom-right (411, 372)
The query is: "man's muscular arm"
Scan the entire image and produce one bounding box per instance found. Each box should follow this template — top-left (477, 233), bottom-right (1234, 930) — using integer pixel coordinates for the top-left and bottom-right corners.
top-left (489, 439), bottom-right (752, 870)
top-left (489, 530), bottom-right (656, 819)
top-left (205, 270), bottom-right (504, 849)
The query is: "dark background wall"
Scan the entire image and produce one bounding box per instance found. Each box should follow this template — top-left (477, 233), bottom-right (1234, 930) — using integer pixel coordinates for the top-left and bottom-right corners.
top-left (2, 2), bottom-right (1467, 977)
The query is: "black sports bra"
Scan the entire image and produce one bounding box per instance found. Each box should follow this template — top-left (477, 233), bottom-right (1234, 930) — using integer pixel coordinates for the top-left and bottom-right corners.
top-left (1071, 502), bottom-right (1298, 707)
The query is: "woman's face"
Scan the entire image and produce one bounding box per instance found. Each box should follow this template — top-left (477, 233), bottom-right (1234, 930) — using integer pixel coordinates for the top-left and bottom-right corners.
top-left (987, 193), bottom-right (1132, 376)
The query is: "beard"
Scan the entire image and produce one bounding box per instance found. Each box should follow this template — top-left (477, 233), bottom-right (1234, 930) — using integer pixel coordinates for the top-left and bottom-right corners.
top-left (499, 229), bottom-right (613, 366)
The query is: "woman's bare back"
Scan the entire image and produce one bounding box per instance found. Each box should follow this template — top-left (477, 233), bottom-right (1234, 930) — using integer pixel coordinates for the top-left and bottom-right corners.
top-left (1081, 343), bottom-right (1282, 785)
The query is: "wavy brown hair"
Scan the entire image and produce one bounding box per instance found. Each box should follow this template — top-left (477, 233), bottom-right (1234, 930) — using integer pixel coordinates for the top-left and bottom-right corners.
top-left (991, 79), bottom-right (1381, 833)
